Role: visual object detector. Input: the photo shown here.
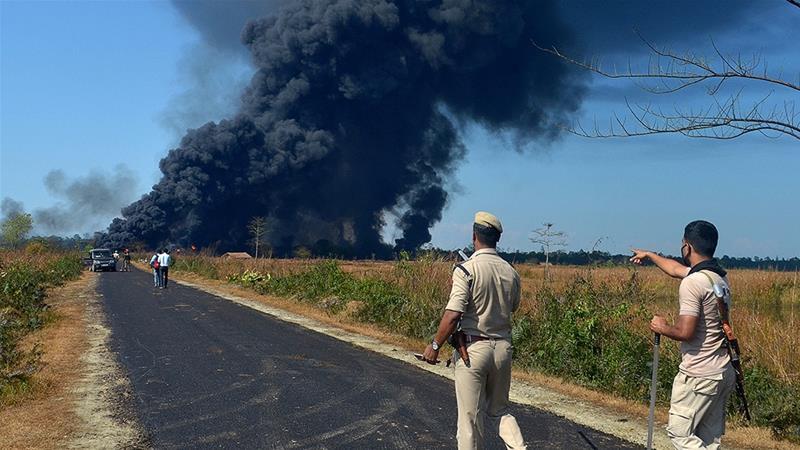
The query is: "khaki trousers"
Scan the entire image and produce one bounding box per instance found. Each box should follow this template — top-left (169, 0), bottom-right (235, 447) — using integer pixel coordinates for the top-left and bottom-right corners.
top-left (667, 365), bottom-right (736, 450)
top-left (454, 339), bottom-right (526, 450)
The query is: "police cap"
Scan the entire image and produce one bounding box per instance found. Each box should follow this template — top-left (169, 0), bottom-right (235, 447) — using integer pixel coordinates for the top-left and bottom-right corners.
top-left (474, 211), bottom-right (503, 233)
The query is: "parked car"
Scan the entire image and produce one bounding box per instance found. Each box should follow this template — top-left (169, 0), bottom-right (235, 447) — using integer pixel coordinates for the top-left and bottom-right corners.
top-left (88, 248), bottom-right (117, 272)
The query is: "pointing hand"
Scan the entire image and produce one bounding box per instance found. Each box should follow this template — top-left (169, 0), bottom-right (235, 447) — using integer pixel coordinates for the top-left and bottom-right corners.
top-left (630, 248), bottom-right (651, 265)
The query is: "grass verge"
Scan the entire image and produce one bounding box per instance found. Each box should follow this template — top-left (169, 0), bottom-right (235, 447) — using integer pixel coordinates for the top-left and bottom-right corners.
top-left (0, 272), bottom-right (90, 448)
top-left (0, 250), bottom-right (83, 402)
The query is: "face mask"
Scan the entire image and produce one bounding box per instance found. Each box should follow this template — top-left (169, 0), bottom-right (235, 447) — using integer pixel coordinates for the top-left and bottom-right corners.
top-left (681, 243), bottom-right (691, 266)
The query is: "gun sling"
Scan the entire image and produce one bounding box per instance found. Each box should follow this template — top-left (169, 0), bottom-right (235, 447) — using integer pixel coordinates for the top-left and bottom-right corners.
top-left (700, 270), bottom-right (752, 421)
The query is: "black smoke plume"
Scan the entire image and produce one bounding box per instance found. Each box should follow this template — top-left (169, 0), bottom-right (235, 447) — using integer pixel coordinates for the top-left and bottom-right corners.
top-left (103, 0), bottom-right (585, 256)
top-left (33, 166), bottom-right (138, 235)
top-left (3, 167), bottom-right (137, 237)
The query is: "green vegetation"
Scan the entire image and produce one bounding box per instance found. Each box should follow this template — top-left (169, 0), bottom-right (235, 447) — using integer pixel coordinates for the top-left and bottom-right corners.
top-left (177, 256), bottom-right (799, 442)
top-left (0, 213), bottom-right (33, 249)
top-left (226, 258), bottom-right (446, 339)
top-left (511, 274), bottom-right (672, 401)
top-left (0, 252), bottom-right (83, 401)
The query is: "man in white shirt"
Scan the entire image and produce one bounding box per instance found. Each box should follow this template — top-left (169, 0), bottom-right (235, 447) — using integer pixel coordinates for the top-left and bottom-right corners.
top-left (157, 248), bottom-right (172, 289)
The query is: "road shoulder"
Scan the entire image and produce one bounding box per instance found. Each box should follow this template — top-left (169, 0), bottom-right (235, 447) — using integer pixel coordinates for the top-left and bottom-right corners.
top-left (0, 272), bottom-right (145, 449)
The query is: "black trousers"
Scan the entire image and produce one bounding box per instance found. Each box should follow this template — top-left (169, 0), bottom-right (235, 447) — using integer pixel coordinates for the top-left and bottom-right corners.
top-left (159, 267), bottom-right (169, 287)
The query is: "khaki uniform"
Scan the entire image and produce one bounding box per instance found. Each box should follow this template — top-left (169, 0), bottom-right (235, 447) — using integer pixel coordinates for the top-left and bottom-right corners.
top-left (667, 269), bottom-right (735, 450)
top-left (667, 367), bottom-right (735, 450)
top-left (445, 248), bottom-right (526, 450)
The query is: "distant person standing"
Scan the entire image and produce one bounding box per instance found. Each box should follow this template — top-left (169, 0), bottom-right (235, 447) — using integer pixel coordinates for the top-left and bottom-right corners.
top-left (122, 249), bottom-right (131, 271)
top-left (631, 220), bottom-right (735, 449)
top-left (149, 251), bottom-right (161, 288)
top-left (158, 248), bottom-right (172, 289)
top-left (420, 211), bottom-right (526, 450)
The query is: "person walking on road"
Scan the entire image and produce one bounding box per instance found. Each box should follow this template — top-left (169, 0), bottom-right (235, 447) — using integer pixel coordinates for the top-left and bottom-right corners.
top-left (421, 211), bottom-right (526, 450)
top-left (149, 251), bottom-right (161, 288)
top-left (158, 248), bottom-right (172, 289)
top-left (631, 220), bottom-right (736, 450)
top-left (122, 248), bottom-right (131, 271)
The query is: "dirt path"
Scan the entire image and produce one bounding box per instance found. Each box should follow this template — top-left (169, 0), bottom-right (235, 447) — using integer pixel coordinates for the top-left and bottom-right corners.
top-left (0, 272), bottom-right (144, 449)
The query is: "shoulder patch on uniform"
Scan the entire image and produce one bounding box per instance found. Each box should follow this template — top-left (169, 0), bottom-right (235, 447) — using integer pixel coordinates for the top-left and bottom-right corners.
top-left (453, 263), bottom-right (471, 278)
top-left (453, 263), bottom-right (474, 290)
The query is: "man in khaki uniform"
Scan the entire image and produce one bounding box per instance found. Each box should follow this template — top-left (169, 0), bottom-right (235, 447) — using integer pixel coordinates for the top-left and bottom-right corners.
top-left (631, 220), bottom-right (736, 450)
top-left (421, 211), bottom-right (526, 450)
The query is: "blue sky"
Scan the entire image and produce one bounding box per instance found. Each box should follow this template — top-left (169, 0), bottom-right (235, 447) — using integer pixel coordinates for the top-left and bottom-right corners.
top-left (1, 1), bottom-right (798, 257)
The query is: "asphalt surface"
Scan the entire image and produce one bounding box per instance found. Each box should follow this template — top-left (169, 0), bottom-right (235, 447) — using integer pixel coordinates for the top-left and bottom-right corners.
top-left (97, 268), bottom-right (641, 449)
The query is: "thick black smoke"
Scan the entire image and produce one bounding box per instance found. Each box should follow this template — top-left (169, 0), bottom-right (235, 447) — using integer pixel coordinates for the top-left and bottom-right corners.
top-left (103, 0), bottom-right (585, 255)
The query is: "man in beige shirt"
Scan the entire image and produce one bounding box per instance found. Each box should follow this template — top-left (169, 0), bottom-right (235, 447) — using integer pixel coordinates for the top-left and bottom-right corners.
top-left (631, 220), bottom-right (736, 450)
top-left (421, 211), bottom-right (526, 450)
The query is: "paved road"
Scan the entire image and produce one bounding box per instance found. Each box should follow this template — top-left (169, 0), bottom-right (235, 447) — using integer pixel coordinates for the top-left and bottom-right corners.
top-left (97, 268), bottom-right (641, 449)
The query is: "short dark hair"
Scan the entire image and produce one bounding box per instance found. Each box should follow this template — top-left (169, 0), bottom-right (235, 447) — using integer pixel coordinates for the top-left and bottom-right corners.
top-left (684, 220), bottom-right (718, 257)
top-left (473, 223), bottom-right (500, 247)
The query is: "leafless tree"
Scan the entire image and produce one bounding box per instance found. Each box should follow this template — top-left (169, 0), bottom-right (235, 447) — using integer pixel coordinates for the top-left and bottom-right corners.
top-left (530, 223), bottom-right (567, 279)
top-left (533, 2), bottom-right (799, 141)
top-left (247, 216), bottom-right (267, 258)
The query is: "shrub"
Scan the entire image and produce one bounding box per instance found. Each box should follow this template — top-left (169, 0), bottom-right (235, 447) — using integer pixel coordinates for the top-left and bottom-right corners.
top-left (173, 256), bottom-right (220, 280)
top-left (737, 364), bottom-right (800, 442)
top-left (513, 274), bottom-right (680, 401)
top-left (0, 252), bottom-right (82, 399)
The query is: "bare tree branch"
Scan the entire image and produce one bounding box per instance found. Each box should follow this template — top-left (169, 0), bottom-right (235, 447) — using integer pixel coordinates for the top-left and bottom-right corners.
top-left (532, 26), bottom-right (799, 141)
top-left (532, 36), bottom-right (800, 94)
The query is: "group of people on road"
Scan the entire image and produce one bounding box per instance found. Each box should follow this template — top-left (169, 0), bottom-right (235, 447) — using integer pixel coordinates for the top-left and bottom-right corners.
top-left (149, 248), bottom-right (172, 289)
top-left (111, 249), bottom-right (132, 271)
top-left (420, 212), bottom-right (736, 450)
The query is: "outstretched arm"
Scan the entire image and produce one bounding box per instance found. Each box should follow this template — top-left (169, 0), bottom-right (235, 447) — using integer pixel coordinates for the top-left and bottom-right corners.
top-left (630, 248), bottom-right (688, 279)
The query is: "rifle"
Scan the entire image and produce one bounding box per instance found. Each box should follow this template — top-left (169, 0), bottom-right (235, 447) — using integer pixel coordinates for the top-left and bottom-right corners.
top-left (447, 250), bottom-right (472, 368)
top-left (703, 272), bottom-right (752, 421)
top-left (715, 294), bottom-right (752, 421)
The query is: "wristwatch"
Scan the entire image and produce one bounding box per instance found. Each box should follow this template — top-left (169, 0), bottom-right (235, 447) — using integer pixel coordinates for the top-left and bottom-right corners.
top-left (431, 340), bottom-right (440, 351)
